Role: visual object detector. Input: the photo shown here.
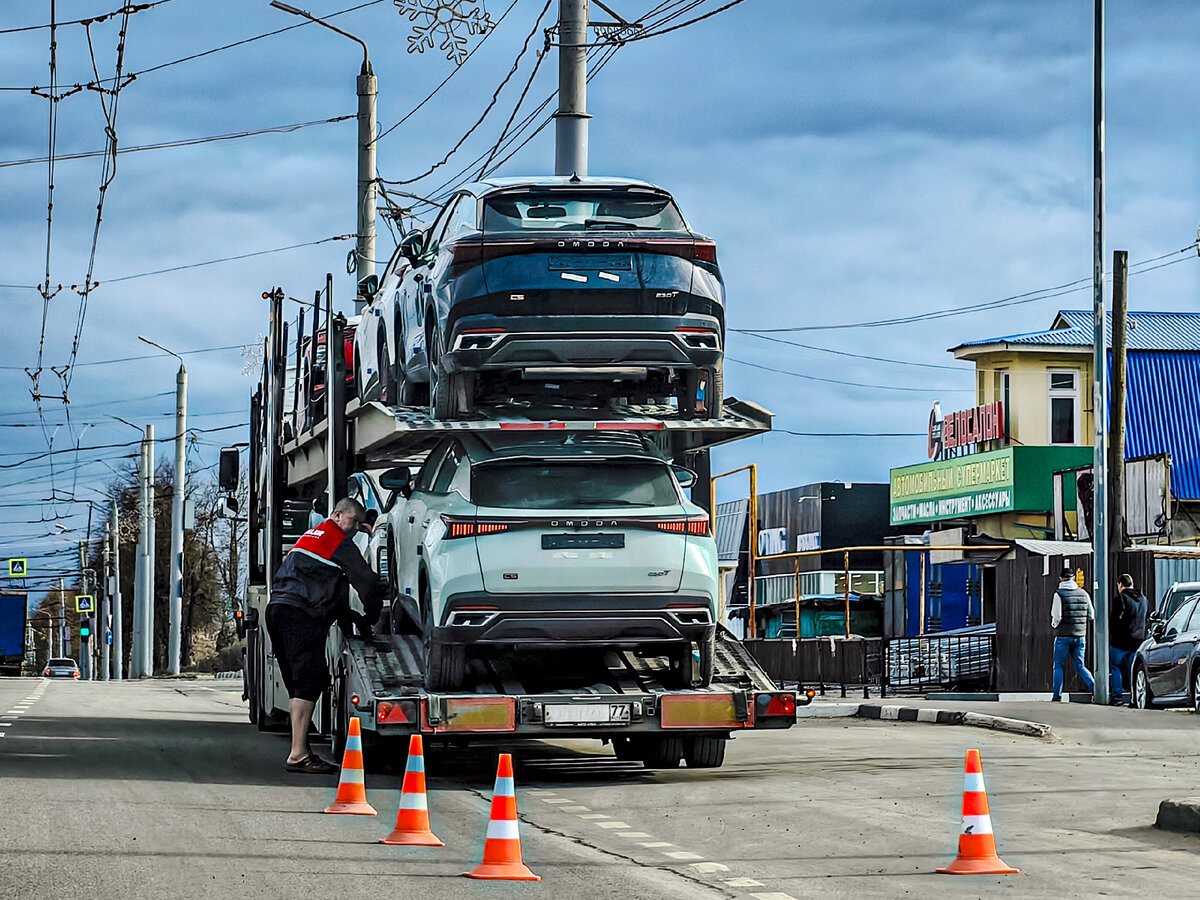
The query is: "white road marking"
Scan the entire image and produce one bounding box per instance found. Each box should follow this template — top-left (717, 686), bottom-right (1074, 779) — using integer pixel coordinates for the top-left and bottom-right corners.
top-left (540, 798), bottom-right (573, 804)
top-left (689, 862), bottom-right (730, 874)
top-left (0, 722), bottom-right (13, 726)
top-left (5, 711), bottom-right (24, 716)
top-left (577, 813), bottom-right (609, 820)
top-left (595, 821), bottom-right (631, 829)
top-left (617, 832), bottom-right (652, 838)
top-left (526, 790), bottom-right (555, 795)
top-left (639, 841), bottom-right (674, 848)
top-left (0, 732), bottom-right (5, 738)
top-left (559, 805), bottom-right (590, 812)
top-left (749, 894), bottom-right (799, 900)
top-left (725, 878), bottom-right (764, 888)
top-left (663, 851), bottom-right (704, 861)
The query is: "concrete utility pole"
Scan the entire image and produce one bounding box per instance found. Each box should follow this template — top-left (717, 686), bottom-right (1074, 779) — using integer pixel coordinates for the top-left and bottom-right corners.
top-left (102, 521), bottom-right (111, 680)
top-left (268, 2), bottom-right (376, 311)
top-left (110, 503), bottom-right (122, 680)
top-left (1091, 0), bottom-right (1110, 705)
top-left (140, 336), bottom-right (187, 675)
top-left (555, 0), bottom-right (590, 176)
top-left (145, 422), bottom-right (156, 677)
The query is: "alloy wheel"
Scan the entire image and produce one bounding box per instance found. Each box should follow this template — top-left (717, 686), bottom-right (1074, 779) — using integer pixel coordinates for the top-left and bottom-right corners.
top-left (1134, 668), bottom-right (1149, 709)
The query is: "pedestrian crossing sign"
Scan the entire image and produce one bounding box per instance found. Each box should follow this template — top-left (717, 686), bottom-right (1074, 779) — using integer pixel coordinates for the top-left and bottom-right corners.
top-left (7, 559), bottom-right (27, 577)
top-left (75, 594), bottom-right (95, 613)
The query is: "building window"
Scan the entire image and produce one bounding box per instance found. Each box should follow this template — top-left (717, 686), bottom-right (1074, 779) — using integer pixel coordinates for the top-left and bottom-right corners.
top-left (1047, 369), bottom-right (1080, 445)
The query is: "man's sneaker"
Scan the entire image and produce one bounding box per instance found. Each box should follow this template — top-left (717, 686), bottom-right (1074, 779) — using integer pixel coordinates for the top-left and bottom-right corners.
top-left (1051, 696), bottom-right (1062, 702)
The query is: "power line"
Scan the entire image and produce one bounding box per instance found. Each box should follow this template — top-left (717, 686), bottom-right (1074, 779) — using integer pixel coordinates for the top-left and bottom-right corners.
top-left (725, 357), bottom-right (972, 393)
top-left (729, 333), bottom-right (967, 371)
top-left (0, 116), bottom-right (353, 169)
top-left (0, 0), bottom-right (173, 35)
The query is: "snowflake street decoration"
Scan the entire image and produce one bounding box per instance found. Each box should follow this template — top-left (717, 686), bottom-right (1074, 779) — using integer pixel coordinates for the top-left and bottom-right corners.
top-left (395, 0), bottom-right (494, 65)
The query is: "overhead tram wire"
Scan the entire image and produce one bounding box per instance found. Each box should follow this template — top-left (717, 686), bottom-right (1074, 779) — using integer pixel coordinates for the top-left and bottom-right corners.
top-left (725, 357), bottom-right (972, 393)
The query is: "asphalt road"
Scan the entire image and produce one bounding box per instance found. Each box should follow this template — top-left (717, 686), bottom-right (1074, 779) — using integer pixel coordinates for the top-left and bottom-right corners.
top-left (2, 676), bottom-right (1199, 900)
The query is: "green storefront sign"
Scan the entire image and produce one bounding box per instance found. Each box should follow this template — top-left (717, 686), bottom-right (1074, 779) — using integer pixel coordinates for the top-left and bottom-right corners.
top-left (890, 446), bottom-right (1092, 526)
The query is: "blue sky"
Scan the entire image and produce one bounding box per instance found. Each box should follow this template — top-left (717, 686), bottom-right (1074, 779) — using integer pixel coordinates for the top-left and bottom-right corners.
top-left (2, 0), bottom-right (1199, 584)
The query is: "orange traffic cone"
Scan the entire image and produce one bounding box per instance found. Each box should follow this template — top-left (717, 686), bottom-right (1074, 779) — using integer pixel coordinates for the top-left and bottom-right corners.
top-left (381, 735), bottom-right (444, 846)
top-left (324, 716), bottom-right (378, 816)
top-left (937, 748), bottom-right (1019, 875)
top-left (464, 753), bottom-right (540, 881)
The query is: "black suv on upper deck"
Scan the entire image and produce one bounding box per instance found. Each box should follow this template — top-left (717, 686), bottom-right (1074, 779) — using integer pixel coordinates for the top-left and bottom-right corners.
top-left (382, 176), bottom-right (726, 419)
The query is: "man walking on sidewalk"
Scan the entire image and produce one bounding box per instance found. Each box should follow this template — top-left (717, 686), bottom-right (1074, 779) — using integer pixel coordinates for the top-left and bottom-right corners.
top-left (1109, 573), bottom-right (1148, 705)
top-left (1051, 566), bottom-right (1095, 702)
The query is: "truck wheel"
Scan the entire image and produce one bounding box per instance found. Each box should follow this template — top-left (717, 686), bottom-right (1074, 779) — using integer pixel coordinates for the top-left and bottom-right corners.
top-left (612, 737), bottom-right (640, 761)
top-left (642, 736), bottom-right (685, 769)
top-left (422, 584), bottom-right (465, 691)
top-left (684, 736), bottom-right (727, 769)
top-left (668, 637), bottom-right (715, 688)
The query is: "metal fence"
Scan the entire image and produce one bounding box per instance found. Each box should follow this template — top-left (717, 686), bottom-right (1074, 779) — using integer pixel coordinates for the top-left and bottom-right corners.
top-left (744, 631), bottom-right (996, 697)
top-left (883, 632), bottom-right (995, 694)
top-left (743, 637), bottom-right (882, 698)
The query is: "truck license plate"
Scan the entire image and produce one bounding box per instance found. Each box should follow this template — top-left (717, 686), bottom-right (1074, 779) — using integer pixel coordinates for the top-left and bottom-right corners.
top-left (544, 703), bottom-right (631, 726)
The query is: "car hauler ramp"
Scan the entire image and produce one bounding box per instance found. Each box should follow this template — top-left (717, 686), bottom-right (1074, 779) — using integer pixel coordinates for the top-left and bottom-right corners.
top-left (282, 397), bottom-right (772, 489)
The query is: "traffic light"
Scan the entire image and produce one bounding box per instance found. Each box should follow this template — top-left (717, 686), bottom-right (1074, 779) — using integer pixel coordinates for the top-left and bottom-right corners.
top-left (80, 616), bottom-right (92, 640)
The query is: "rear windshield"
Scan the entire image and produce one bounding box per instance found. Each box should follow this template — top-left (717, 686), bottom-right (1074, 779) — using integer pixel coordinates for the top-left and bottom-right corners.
top-left (48, 658), bottom-right (76, 667)
top-left (473, 459), bottom-right (681, 509)
top-left (482, 190), bottom-right (687, 233)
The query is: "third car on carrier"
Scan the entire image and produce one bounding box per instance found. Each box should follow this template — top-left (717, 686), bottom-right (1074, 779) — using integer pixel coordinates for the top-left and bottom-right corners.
top-left (381, 430), bottom-right (719, 691)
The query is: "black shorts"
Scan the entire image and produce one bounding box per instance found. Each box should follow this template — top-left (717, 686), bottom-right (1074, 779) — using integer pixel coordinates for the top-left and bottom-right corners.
top-left (265, 603), bottom-right (329, 702)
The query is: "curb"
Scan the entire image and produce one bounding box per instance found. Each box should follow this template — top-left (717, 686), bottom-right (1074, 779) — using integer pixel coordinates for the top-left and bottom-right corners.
top-left (1156, 799), bottom-right (1200, 834)
top-left (854, 704), bottom-right (1053, 738)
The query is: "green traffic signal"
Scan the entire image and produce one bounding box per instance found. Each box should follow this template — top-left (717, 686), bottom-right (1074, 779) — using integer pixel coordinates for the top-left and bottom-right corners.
top-left (80, 617), bottom-right (92, 639)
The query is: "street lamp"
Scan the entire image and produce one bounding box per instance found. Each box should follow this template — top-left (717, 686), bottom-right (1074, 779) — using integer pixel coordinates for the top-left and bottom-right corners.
top-left (269, 1), bottom-right (377, 310)
top-left (138, 335), bottom-right (186, 676)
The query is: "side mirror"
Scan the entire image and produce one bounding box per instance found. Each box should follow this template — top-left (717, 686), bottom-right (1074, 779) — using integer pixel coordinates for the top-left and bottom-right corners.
top-left (672, 465), bottom-right (697, 489)
top-left (1152, 623), bottom-right (1166, 642)
top-left (379, 465), bottom-right (412, 491)
top-left (218, 447), bottom-right (240, 492)
top-left (399, 229), bottom-right (426, 264)
top-left (358, 273), bottom-right (379, 301)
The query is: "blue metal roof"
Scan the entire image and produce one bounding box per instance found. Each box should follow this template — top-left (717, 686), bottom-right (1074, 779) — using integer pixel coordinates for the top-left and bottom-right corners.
top-left (955, 310), bottom-right (1200, 352)
top-left (1125, 351), bottom-right (1200, 500)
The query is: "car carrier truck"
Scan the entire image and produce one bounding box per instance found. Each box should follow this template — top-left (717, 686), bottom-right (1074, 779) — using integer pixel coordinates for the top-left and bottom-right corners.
top-left (233, 284), bottom-right (804, 770)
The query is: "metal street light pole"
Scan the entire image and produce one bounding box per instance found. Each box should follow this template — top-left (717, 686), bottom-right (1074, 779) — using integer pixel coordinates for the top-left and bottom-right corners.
top-left (269, 1), bottom-right (376, 310)
top-left (139, 336), bottom-right (187, 675)
top-left (112, 415), bottom-right (147, 678)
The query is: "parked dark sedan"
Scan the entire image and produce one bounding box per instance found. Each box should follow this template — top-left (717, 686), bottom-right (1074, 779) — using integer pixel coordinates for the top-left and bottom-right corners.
top-left (1130, 594), bottom-right (1200, 712)
top-left (380, 176), bottom-right (726, 419)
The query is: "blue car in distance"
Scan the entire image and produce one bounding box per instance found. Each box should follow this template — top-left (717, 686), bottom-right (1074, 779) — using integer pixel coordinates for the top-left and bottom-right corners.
top-left (368, 176), bottom-right (726, 419)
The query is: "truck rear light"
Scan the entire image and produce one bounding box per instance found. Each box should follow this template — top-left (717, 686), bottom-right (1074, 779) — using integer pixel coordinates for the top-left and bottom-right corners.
top-left (376, 700), bottom-right (417, 724)
top-left (755, 692), bottom-right (796, 717)
top-left (656, 514), bottom-right (710, 536)
top-left (441, 515), bottom-right (513, 538)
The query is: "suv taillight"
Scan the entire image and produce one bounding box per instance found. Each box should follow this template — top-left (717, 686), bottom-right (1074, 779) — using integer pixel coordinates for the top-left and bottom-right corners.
top-left (655, 514), bottom-right (709, 537)
top-left (442, 515), bottom-right (512, 539)
top-left (693, 240), bottom-right (717, 263)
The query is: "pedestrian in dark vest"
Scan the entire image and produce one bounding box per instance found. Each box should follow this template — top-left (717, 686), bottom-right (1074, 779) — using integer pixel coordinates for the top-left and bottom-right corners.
top-left (1051, 566), bottom-right (1095, 701)
top-left (266, 497), bottom-right (387, 773)
top-left (1108, 573), bottom-right (1148, 705)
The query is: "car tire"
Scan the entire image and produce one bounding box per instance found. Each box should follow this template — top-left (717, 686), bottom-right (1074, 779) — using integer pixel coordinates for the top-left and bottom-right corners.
top-left (1192, 666), bottom-right (1200, 715)
top-left (378, 340), bottom-right (393, 405)
top-left (1133, 665), bottom-right (1154, 709)
top-left (683, 736), bottom-right (727, 769)
top-left (668, 637), bottom-right (715, 689)
top-left (422, 583), bottom-right (465, 691)
top-left (641, 736), bottom-right (685, 769)
top-left (704, 360), bottom-right (723, 419)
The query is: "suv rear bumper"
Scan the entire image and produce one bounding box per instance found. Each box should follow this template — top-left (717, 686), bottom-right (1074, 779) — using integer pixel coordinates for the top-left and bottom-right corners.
top-left (442, 315), bottom-right (722, 377)
top-left (434, 591), bottom-right (716, 649)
